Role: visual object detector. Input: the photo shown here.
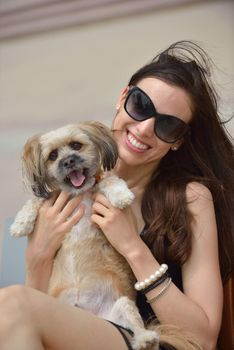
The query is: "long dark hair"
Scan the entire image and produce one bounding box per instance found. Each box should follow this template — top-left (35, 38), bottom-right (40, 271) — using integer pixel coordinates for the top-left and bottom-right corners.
top-left (128, 41), bottom-right (234, 283)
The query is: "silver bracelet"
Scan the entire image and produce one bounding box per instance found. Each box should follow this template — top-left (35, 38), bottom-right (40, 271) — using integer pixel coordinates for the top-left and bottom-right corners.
top-left (146, 277), bottom-right (172, 304)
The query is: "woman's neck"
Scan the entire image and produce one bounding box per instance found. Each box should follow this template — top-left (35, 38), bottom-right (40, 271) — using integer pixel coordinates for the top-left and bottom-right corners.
top-left (113, 158), bottom-right (159, 190)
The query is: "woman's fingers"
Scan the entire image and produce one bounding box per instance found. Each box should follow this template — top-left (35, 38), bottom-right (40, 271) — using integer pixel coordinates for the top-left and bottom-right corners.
top-left (64, 203), bottom-right (85, 229)
top-left (52, 191), bottom-right (72, 213)
top-left (40, 191), bottom-right (70, 211)
top-left (93, 193), bottom-right (111, 208)
top-left (92, 202), bottom-right (109, 217)
top-left (42, 191), bottom-right (60, 208)
top-left (41, 192), bottom-right (83, 217)
top-left (60, 195), bottom-right (84, 219)
top-left (91, 213), bottom-right (104, 228)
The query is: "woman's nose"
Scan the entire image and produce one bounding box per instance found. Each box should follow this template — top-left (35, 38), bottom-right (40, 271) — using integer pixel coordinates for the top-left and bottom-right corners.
top-left (135, 118), bottom-right (155, 138)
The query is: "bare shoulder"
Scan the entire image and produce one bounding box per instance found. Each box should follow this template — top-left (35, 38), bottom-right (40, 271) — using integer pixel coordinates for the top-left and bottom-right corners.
top-left (185, 182), bottom-right (215, 220)
top-left (186, 182), bottom-right (213, 204)
top-left (185, 183), bottom-right (218, 257)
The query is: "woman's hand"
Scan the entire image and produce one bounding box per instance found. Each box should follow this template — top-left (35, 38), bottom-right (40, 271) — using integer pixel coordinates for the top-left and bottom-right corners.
top-left (26, 191), bottom-right (85, 292)
top-left (91, 193), bottom-right (142, 258)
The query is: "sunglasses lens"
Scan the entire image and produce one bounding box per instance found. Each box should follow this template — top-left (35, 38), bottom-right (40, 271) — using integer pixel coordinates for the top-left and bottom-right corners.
top-left (125, 88), bottom-right (154, 121)
top-left (156, 115), bottom-right (188, 143)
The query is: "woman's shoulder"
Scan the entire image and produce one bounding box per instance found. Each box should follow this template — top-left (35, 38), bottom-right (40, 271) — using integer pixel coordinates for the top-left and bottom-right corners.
top-left (185, 182), bottom-right (218, 243)
top-left (185, 182), bottom-right (214, 216)
top-left (186, 181), bottom-right (213, 202)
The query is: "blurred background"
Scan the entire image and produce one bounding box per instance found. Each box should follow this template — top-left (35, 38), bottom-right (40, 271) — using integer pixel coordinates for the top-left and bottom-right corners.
top-left (0, 0), bottom-right (233, 286)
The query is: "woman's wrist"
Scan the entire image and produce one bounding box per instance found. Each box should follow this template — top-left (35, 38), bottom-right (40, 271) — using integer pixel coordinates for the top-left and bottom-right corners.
top-left (25, 251), bottom-right (53, 292)
top-left (124, 240), bottom-right (161, 283)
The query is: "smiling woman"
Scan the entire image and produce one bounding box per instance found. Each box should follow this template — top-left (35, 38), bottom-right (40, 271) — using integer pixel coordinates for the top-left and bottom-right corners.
top-left (112, 77), bottom-right (192, 170)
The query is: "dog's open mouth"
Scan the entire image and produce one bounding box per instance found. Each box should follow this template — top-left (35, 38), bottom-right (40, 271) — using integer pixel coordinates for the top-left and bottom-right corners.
top-left (65, 169), bottom-right (88, 189)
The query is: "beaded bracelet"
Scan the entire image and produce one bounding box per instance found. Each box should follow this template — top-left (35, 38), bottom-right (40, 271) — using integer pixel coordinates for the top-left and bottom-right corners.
top-left (146, 277), bottom-right (172, 304)
top-left (134, 264), bottom-right (168, 291)
top-left (140, 272), bottom-right (169, 295)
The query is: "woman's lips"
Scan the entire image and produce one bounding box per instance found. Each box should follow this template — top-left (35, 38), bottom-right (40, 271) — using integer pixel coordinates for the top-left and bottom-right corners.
top-left (125, 131), bottom-right (150, 153)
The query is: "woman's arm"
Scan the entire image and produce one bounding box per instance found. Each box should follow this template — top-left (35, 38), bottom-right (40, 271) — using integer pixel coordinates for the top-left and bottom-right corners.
top-left (26, 192), bottom-right (85, 292)
top-left (129, 183), bottom-right (222, 350)
top-left (92, 183), bottom-right (223, 350)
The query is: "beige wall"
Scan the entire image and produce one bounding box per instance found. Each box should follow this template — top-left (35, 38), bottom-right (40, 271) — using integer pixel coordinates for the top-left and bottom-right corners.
top-left (0, 0), bottom-right (234, 257)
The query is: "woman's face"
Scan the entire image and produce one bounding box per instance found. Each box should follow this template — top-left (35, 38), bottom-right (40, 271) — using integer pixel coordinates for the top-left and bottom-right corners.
top-left (112, 77), bottom-right (192, 168)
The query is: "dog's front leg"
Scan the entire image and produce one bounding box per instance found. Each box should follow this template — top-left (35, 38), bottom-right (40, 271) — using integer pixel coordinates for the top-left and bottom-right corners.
top-left (97, 175), bottom-right (135, 209)
top-left (10, 198), bottom-right (44, 237)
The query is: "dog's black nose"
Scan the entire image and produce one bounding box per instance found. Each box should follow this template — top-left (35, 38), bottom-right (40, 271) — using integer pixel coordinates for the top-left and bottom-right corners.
top-left (62, 155), bottom-right (76, 169)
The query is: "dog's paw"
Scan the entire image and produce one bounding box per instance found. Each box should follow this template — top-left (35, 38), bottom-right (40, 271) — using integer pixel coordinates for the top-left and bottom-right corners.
top-left (10, 198), bottom-right (43, 237)
top-left (132, 329), bottom-right (159, 350)
top-left (108, 182), bottom-right (135, 209)
top-left (97, 175), bottom-right (135, 209)
top-left (10, 219), bottom-right (35, 237)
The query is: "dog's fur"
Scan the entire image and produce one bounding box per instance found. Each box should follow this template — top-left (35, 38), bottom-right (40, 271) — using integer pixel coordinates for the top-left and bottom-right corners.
top-left (11, 122), bottom-right (159, 349)
top-left (11, 121), bottom-right (201, 350)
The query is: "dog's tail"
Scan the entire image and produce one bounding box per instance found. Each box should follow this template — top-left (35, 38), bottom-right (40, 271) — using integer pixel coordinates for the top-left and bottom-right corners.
top-left (149, 323), bottom-right (203, 350)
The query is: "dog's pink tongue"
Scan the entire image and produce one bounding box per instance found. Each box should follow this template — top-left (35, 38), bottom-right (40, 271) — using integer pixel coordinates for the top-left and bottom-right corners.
top-left (69, 170), bottom-right (85, 187)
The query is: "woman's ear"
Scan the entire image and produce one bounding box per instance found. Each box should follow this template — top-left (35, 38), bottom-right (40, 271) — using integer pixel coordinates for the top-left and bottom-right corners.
top-left (171, 139), bottom-right (184, 151)
top-left (116, 86), bottom-right (130, 111)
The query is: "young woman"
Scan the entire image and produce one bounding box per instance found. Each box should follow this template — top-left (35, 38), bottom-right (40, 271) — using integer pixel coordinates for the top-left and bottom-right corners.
top-left (1, 41), bottom-right (233, 350)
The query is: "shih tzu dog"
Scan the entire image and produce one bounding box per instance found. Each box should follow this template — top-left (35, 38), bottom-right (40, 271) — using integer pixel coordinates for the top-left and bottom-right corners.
top-left (10, 121), bottom-right (159, 350)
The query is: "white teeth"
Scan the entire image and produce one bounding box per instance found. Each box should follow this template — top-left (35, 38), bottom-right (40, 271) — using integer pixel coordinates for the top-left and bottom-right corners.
top-left (127, 133), bottom-right (148, 150)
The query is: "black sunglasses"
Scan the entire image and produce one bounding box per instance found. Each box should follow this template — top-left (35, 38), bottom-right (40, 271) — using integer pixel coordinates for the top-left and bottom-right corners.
top-left (124, 86), bottom-right (190, 143)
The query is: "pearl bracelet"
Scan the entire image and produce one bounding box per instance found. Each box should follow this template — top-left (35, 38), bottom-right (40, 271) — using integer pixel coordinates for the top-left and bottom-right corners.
top-left (134, 263), bottom-right (168, 291)
top-left (141, 272), bottom-right (169, 295)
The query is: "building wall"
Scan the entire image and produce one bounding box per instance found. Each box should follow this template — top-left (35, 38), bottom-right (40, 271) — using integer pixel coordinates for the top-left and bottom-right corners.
top-left (0, 0), bottom-right (233, 285)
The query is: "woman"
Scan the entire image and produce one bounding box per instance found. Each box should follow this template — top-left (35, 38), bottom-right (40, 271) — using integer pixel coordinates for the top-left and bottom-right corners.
top-left (1, 41), bottom-right (233, 350)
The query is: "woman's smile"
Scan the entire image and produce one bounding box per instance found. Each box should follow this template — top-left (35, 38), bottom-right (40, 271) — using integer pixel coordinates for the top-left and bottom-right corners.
top-left (125, 131), bottom-right (150, 153)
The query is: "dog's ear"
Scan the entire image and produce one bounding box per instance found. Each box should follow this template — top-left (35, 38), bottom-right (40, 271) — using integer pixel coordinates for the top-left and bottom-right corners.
top-left (22, 134), bottom-right (51, 198)
top-left (81, 121), bottom-right (118, 171)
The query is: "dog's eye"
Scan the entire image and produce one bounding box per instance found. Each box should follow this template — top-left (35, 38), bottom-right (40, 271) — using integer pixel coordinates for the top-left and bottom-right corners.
top-left (48, 149), bottom-right (58, 161)
top-left (69, 142), bottom-right (82, 150)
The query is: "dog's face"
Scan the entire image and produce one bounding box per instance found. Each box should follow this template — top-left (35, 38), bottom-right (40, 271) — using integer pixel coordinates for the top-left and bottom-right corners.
top-left (22, 122), bottom-right (118, 198)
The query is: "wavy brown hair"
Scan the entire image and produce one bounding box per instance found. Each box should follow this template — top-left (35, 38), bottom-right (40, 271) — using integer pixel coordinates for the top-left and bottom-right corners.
top-left (128, 41), bottom-right (234, 283)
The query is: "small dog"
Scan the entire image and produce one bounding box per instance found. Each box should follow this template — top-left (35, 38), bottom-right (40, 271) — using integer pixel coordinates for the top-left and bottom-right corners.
top-left (11, 121), bottom-right (159, 350)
